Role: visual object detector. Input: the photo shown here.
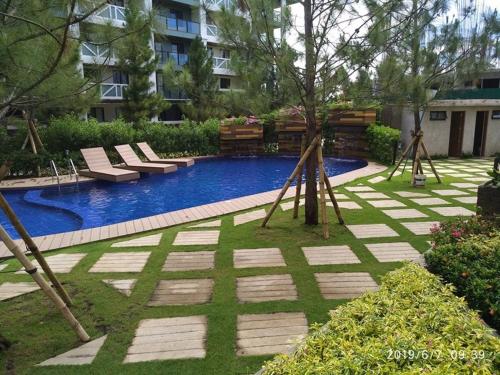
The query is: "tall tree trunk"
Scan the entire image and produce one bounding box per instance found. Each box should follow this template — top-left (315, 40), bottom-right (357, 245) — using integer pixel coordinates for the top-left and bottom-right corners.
top-left (303, 0), bottom-right (318, 225)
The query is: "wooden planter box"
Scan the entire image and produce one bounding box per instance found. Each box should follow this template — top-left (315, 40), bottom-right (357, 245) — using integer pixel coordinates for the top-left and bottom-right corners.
top-left (276, 111), bottom-right (320, 154)
top-left (219, 121), bottom-right (264, 155)
top-left (329, 109), bottom-right (376, 158)
top-left (477, 181), bottom-right (499, 217)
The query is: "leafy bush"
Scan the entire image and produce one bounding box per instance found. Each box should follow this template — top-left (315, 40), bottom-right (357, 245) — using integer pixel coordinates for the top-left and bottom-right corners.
top-left (426, 216), bottom-right (500, 330)
top-left (260, 111), bottom-right (278, 144)
top-left (366, 123), bottom-right (401, 164)
top-left (263, 263), bottom-right (500, 374)
top-left (99, 119), bottom-right (135, 149)
top-left (41, 115), bottom-right (101, 153)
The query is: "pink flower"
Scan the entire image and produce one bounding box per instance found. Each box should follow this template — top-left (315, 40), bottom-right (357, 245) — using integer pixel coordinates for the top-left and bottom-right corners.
top-left (430, 224), bottom-right (440, 233)
top-left (451, 230), bottom-right (462, 239)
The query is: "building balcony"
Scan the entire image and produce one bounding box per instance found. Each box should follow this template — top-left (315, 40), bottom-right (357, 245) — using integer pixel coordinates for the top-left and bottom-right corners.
top-left (205, 0), bottom-right (234, 10)
top-left (101, 83), bottom-right (128, 100)
top-left (158, 86), bottom-right (189, 100)
top-left (81, 42), bottom-right (117, 65)
top-left (155, 15), bottom-right (200, 39)
top-left (80, 3), bottom-right (127, 26)
top-left (213, 57), bottom-right (236, 75)
top-left (157, 52), bottom-right (189, 68)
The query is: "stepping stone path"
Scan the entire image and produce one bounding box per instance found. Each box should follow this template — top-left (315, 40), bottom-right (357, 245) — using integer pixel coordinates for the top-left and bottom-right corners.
top-left (453, 196), bottom-right (477, 204)
top-left (0, 282), bottom-right (40, 301)
top-left (124, 316), bottom-right (207, 363)
top-left (432, 189), bottom-right (469, 196)
top-left (429, 206), bottom-right (475, 217)
top-left (347, 224), bottom-right (399, 239)
top-left (368, 176), bottom-right (386, 184)
top-left (328, 201), bottom-right (362, 209)
top-left (148, 279), bottom-right (214, 306)
top-left (366, 199), bottom-right (406, 208)
top-left (234, 248), bottom-right (286, 269)
top-left (401, 221), bottom-right (440, 235)
top-left (315, 272), bottom-right (378, 299)
top-left (355, 192), bottom-right (390, 199)
top-left (323, 193), bottom-right (349, 200)
top-left (236, 312), bottom-right (308, 356)
top-left (446, 173), bottom-right (473, 178)
top-left (189, 219), bottom-right (221, 228)
top-left (236, 274), bottom-right (298, 303)
top-left (15, 253), bottom-right (86, 274)
top-left (173, 230), bottom-right (220, 246)
top-left (102, 279), bottom-right (137, 297)
top-left (89, 252), bottom-right (151, 273)
top-left (345, 186), bottom-right (374, 192)
top-left (0, 264), bottom-right (7, 271)
top-left (365, 242), bottom-right (422, 263)
top-left (394, 191), bottom-right (430, 198)
top-left (38, 335), bottom-right (108, 366)
top-left (234, 209), bottom-right (266, 226)
top-left (410, 197), bottom-right (450, 206)
top-left (382, 208), bottom-right (427, 219)
top-left (111, 234), bottom-right (162, 248)
top-left (162, 251), bottom-right (215, 272)
top-left (281, 199), bottom-right (304, 211)
top-left (302, 245), bottom-right (360, 265)
top-left (464, 177), bottom-right (490, 182)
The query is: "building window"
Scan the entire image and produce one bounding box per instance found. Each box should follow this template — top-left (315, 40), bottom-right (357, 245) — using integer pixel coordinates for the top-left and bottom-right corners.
top-left (220, 78), bottom-right (231, 89)
top-left (482, 78), bottom-right (500, 88)
top-left (491, 110), bottom-right (500, 119)
top-left (89, 107), bottom-right (105, 122)
top-left (112, 70), bottom-right (128, 84)
top-left (429, 111), bottom-right (447, 121)
top-left (222, 49), bottom-right (230, 59)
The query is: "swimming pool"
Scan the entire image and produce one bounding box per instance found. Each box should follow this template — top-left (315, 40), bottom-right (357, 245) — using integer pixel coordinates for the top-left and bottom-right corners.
top-left (0, 156), bottom-right (367, 239)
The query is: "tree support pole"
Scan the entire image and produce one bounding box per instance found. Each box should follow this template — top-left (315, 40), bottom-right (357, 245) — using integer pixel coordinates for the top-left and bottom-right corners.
top-left (317, 146), bottom-right (329, 239)
top-left (0, 224), bottom-right (89, 342)
top-left (292, 136), bottom-right (306, 219)
top-left (388, 136), bottom-right (416, 181)
top-left (323, 167), bottom-right (344, 225)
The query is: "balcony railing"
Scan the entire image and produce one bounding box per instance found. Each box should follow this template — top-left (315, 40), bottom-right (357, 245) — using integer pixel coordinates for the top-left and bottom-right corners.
top-left (156, 15), bottom-right (200, 35)
top-left (206, 0), bottom-right (233, 8)
top-left (101, 83), bottom-right (128, 99)
top-left (158, 86), bottom-right (189, 100)
top-left (213, 57), bottom-right (230, 70)
top-left (157, 51), bottom-right (189, 67)
top-left (207, 24), bottom-right (218, 37)
top-left (81, 42), bottom-right (116, 60)
top-left (93, 4), bottom-right (126, 22)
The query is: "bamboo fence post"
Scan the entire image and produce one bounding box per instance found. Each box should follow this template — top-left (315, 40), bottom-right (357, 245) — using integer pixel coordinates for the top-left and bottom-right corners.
top-left (292, 136), bottom-right (306, 219)
top-left (323, 166), bottom-right (345, 225)
top-left (28, 119), bottom-right (43, 150)
top-left (317, 146), bottom-right (329, 239)
top-left (262, 135), bottom-right (320, 227)
top-left (0, 193), bottom-right (72, 306)
top-left (387, 136), bottom-right (416, 181)
top-left (0, 224), bottom-right (90, 342)
top-left (419, 136), bottom-right (442, 183)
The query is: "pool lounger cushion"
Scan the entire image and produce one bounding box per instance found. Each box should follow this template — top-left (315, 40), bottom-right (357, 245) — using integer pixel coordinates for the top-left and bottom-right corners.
top-left (137, 142), bottom-right (195, 167)
top-left (80, 147), bottom-right (140, 182)
top-left (114, 144), bottom-right (178, 174)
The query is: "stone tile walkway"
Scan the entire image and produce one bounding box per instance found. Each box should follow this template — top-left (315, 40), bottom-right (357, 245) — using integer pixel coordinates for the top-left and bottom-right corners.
top-left (410, 197), bottom-right (450, 206)
top-left (280, 199), bottom-right (304, 211)
top-left (368, 176), bottom-right (386, 184)
top-left (162, 251), bottom-right (215, 272)
top-left (233, 248), bottom-right (286, 269)
top-left (315, 272), bottom-right (378, 299)
top-left (0, 282), bottom-right (40, 301)
top-left (173, 230), bottom-right (220, 246)
top-left (0, 264), bottom-right (6, 271)
top-left (346, 224), bottom-right (399, 239)
top-left (328, 201), bottom-right (362, 209)
top-left (111, 234), bottom-right (162, 248)
top-left (38, 335), bottom-right (108, 366)
top-left (189, 219), bottom-right (221, 228)
top-left (354, 192), bottom-right (390, 199)
top-left (89, 252), bottom-right (151, 273)
top-left (429, 206), bottom-right (475, 216)
top-left (453, 196), bottom-right (477, 204)
top-left (148, 279), bottom-right (214, 306)
top-left (464, 177), bottom-right (490, 182)
top-left (124, 316), bottom-right (207, 363)
top-left (400, 221), bottom-right (440, 235)
top-left (381, 209), bottom-right (427, 219)
top-left (345, 186), bottom-right (374, 192)
top-left (394, 191), bottom-right (430, 198)
top-left (366, 199), bottom-right (406, 208)
top-left (15, 253), bottom-right (86, 274)
top-left (432, 189), bottom-right (469, 196)
top-left (236, 274), bottom-right (298, 303)
top-left (302, 245), bottom-right (360, 265)
top-left (102, 279), bottom-right (137, 297)
top-left (365, 242), bottom-right (422, 262)
top-left (236, 312), bottom-right (308, 356)
top-left (234, 209), bottom-right (267, 226)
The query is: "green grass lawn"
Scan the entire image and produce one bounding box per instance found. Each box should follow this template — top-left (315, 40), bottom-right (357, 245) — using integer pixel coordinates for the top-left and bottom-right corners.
top-left (0, 159), bottom-right (486, 374)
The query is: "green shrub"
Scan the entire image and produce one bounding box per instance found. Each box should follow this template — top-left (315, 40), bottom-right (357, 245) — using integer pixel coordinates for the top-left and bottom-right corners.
top-left (262, 263), bottom-right (500, 374)
top-left (99, 119), bottom-right (135, 149)
top-left (366, 123), bottom-right (401, 164)
top-left (260, 111), bottom-right (278, 144)
top-left (42, 115), bottom-right (101, 153)
top-left (426, 216), bottom-right (500, 330)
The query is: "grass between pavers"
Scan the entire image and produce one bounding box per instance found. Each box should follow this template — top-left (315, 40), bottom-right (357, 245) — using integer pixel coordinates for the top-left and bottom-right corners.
top-left (0, 159), bottom-right (484, 374)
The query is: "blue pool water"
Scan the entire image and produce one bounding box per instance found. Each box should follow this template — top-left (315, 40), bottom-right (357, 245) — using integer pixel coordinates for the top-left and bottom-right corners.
top-left (0, 156), bottom-right (366, 238)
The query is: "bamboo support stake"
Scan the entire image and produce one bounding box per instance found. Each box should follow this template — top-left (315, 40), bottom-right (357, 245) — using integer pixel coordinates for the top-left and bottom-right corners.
top-left (293, 136), bottom-right (306, 219)
top-left (262, 135), bottom-right (320, 227)
top-left (317, 146), bottom-right (329, 239)
top-left (387, 136), bottom-right (416, 180)
top-left (420, 137), bottom-right (442, 183)
top-left (0, 193), bottom-right (72, 306)
top-left (0, 224), bottom-right (90, 342)
top-left (28, 119), bottom-right (44, 150)
top-left (323, 167), bottom-right (345, 225)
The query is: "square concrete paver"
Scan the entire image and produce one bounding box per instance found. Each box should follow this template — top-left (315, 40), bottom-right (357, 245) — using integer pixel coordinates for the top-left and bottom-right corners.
top-left (315, 272), bottom-right (378, 299)
top-left (0, 282), bottom-right (40, 301)
top-left (382, 209), bottom-right (428, 219)
top-left (346, 224), bottom-right (399, 239)
top-left (365, 242), bottom-right (422, 262)
top-left (173, 230), bottom-right (220, 246)
top-left (464, 177), bottom-right (490, 182)
top-left (148, 279), bottom-right (214, 306)
top-left (236, 312), bottom-right (308, 356)
top-left (234, 248), bottom-right (286, 269)
top-left (446, 173), bottom-right (473, 178)
top-left (432, 189), bottom-right (469, 196)
top-left (400, 221), bottom-right (440, 235)
top-left (189, 220), bottom-right (221, 228)
top-left (355, 192), bottom-right (390, 200)
top-left (234, 209), bottom-right (266, 226)
top-left (302, 245), bottom-right (360, 265)
top-left (281, 199), bottom-right (304, 211)
top-left (345, 186), bottom-right (375, 192)
top-left (322, 193), bottom-right (349, 200)
top-left (366, 199), bottom-right (406, 208)
top-left (16, 253), bottom-right (86, 274)
top-left (429, 206), bottom-right (475, 216)
top-left (237, 274), bottom-right (298, 303)
top-left (38, 335), bottom-right (108, 366)
top-left (453, 196), bottom-right (477, 204)
top-left (328, 201), bottom-right (362, 209)
top-left (124, 316), bottom-right (207, 363)
top-left (410, 197), bottom-right (450, 206)
top-left (89, 252), bottom-right (151, 273)
top-left (102, 279), bottom-right (137, 296)
top-left (368, 176), bottom-right (386, 184)
top-left (394, 191), bottom-right (430, 198)
top-left (112, 234), bottom-right (162, 248)
top-left (163, 251), bottom-right (215, 272)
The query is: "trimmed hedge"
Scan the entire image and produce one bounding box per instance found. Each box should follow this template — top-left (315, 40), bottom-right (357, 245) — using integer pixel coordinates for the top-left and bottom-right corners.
top-left (366, 123), bottom-right (400, 164)
top-left (262, 263), bottom-right (500, 374)
top-left (425, 216), bottom-right (500, 330)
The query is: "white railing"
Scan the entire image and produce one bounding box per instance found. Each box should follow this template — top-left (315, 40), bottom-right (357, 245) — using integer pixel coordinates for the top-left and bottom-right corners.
top-left (206, 0), bottom-right (233, 9)
top-left (81, 42), bottom-right (115, 60)
top-left (85, 3), bottom-right (126, 22)
top-left (207, 24), bottom-right (218, 37)
top-left (213, 57), bottom-right (230, 70)
top-left (101, 83), bottom-right (128, 99)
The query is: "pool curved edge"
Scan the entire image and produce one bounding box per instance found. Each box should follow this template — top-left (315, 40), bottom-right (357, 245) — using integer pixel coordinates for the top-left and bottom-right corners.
top-left (0, 162), bottom-right (387, 259)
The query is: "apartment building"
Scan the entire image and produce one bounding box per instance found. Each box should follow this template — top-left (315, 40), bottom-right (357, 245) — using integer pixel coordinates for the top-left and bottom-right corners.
top-left (76, 0), bottom-right (243, 123)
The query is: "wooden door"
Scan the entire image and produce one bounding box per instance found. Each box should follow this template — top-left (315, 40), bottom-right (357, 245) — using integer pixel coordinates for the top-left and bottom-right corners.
top-left (448, 111), bottom-right (465, 157)
top-left (473, 111), bottom-right (488, 157)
